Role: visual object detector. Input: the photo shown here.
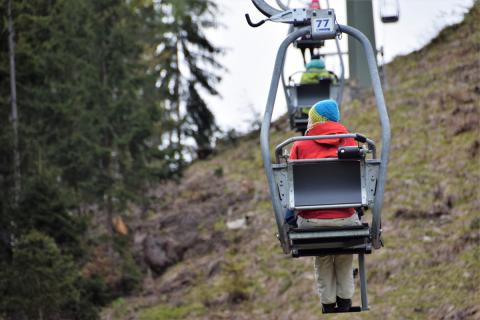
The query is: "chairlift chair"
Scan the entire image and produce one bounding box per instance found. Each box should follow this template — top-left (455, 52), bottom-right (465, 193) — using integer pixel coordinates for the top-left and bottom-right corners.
top-left (380, 0), bottom-right (400, 23)
top-left (246, 0), bottom-right (391, 313)
top-left (276, 3), bottom-right (345, 133)
top-left (286, 75), bottom-right (339, 133)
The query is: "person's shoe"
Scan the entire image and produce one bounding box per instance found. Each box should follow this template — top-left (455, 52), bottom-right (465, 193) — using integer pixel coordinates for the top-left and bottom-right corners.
top-left (322, 303), bottom-right (336, 313)
top-left (336, 296), bottom-right (352, 312)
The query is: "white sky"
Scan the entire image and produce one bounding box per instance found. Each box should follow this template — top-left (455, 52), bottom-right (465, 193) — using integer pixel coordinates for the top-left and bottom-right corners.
top-left (205, 0), bottom-right (475, 132)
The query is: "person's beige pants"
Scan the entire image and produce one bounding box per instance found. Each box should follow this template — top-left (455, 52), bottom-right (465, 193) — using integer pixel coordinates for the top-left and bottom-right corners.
top-left (297, 214), bottom-right (361, 304)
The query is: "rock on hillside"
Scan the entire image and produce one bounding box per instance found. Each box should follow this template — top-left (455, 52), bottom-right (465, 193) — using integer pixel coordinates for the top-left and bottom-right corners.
top-left (103, 5), bottom-right (479, 320)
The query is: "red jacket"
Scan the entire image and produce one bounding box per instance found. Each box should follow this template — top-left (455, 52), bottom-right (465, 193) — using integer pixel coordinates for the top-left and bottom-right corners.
top-left (289, 121), bottom-right (357, 219)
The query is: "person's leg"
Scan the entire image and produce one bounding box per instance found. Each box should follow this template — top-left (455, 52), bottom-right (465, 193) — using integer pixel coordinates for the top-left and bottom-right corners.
top-left (331, 214), bottom-right (361, 310)
top-left (298, 216), bottom-right (336, 308)
top-left (332, 213), bottom-right (360, 300)
top-left (334, 254), bottom-right (355, 300)
top-left (314, 255), bottom-right (336, 305)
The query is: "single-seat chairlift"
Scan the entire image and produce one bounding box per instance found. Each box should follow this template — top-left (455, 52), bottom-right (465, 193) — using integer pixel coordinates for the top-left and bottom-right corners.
top-left (284, 65), bottom-right (340, 133)
top-left (380, 0), bottom-right (400, 23)
top-left (246, 0), bottom-right (391, 313)
top-left (276, 0), bottom-right (346, 133)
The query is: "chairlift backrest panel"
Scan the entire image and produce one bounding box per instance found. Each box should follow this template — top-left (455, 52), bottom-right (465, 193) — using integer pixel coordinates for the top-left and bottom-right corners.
top-left (288, 159), bottom-right (365, 209)
top-left (295, 80), bottom-right (331, 107)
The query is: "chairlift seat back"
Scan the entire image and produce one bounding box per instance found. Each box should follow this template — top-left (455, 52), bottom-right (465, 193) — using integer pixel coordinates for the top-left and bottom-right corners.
top-left (294, 80), bottom-right (332, 107)
top-left (273, 159), bottom-right (380, 211)
top-left (287, 80), bottom-right (339, 131)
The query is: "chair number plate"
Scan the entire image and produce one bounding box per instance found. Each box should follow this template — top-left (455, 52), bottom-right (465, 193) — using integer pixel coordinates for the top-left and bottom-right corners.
top-left (311, 9), bottom-right (336, 40)
top-left (313, 18), bottom-right (333, 33)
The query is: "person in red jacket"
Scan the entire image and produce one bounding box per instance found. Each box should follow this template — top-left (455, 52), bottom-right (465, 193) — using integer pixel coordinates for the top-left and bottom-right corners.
top-left (289, 99), bottom-right (361, 313)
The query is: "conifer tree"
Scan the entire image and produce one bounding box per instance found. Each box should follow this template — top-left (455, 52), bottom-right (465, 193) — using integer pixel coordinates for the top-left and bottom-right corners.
top-left (7, 0), bottom-right (20, 203)
top-left (0, 0), bottom-right (225, 317)
top-left (154, 0), bottom-right (223, 159)
top-left (4, 231), bottom-right (79, 319)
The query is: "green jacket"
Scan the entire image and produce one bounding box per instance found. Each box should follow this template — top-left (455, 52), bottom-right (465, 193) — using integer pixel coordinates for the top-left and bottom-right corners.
top-left (300, 68), bottom-right (337, 85)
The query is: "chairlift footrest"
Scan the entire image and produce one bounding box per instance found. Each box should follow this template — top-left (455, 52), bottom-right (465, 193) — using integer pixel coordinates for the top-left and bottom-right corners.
top-left (289, 223), bottom-right (372, 257)
top-left (322, 306), bottom-right (362, 314)
top-left (289, 223), bottom-right (369, 233)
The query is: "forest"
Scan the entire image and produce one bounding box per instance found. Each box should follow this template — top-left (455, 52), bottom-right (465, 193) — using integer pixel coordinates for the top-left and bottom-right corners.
top-left (0, 0), bottom-right (222, 319)
top-left (1, 1), bottom-right (479, 319)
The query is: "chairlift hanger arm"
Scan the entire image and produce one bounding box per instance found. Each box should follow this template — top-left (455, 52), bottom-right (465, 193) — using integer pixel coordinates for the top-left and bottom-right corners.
top-left (251, 0), bottom-right (282, 18)
top-left (247, 1), bottom-right (337, 30)
top-left (276, 0), bottom-right (289, 11)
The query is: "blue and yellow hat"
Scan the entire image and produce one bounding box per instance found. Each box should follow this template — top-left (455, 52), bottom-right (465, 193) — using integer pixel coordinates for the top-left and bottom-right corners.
top-left (308, 99), bottom-right (340, 129)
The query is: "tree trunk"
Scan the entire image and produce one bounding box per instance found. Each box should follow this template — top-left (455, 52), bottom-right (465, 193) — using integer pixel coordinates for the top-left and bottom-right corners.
top-left (174, 44), bottom-right (181, 153)
top-left (7, 0), bottom-right (21, 204)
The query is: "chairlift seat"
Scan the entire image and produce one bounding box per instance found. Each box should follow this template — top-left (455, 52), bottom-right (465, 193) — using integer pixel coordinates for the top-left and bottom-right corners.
top-left (272, 157), bottom-right (379, 257)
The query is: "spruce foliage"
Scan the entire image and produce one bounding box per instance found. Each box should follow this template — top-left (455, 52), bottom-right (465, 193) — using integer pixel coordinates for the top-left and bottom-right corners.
top-left (1, 231), bottom-right (80, 319)
top-left (0, 0), bottom-right (223, 318)
top-left (153, 0), bottom-right (223, 159)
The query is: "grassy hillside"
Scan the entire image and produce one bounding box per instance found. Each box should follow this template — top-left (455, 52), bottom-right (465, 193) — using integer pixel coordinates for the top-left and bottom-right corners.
top-left (103, 5), bottom-right (480, 320)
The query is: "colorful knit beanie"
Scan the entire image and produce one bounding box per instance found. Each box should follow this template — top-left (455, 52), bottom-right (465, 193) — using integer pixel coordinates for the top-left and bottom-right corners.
top-left (306, 58), bottom-right (325, 70)
top-left (307, 99), bottom-right (340, 130)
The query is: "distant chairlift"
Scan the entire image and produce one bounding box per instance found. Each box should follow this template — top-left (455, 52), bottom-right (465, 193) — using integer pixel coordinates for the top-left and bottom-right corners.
top-left (380, 0), bottom-right (400, 23)
top-left (277, 0), bottom-right (346, 134)
top-left (286, 71), bottom-right (339, 133)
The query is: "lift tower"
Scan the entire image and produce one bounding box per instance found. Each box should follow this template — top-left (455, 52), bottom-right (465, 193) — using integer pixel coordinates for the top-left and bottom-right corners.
top-left (346, 0), bottom-right (377, 88)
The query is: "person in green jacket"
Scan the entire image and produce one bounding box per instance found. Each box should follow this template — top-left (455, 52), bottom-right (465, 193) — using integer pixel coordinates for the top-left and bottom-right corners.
top-left (300, 58), bottom-right (337, 85)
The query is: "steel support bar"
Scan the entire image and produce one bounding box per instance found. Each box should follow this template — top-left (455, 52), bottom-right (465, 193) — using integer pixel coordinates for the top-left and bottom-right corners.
top-left (326, 0), bottom-right (345, 108)
top-left (261, 27), bottom-right (310, 253)
top-left (276, 0), bottom-right (289, 10)
top-left (251, 0), bottom-right (281, 17)
top-left (339, 25), bottom-right (391, 249)
top-left (335, 36), bottom-right (345, 108)
top-left (358, 254), bottom-right (369, 310)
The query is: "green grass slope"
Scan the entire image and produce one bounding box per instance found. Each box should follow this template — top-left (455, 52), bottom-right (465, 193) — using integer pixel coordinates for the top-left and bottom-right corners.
top-left (103, 5), bottom-right (479, 320)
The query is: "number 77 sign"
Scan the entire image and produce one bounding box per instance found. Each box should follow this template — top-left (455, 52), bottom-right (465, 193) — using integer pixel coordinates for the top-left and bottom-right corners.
top-left (311, 9), bottom-right (336, 40)
top-left (313, 17), bottom-right (333, 32)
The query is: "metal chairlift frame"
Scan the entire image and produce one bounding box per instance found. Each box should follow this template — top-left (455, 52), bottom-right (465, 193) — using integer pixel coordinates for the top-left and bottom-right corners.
top-left (247, 0), bottom-right (391, 312)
